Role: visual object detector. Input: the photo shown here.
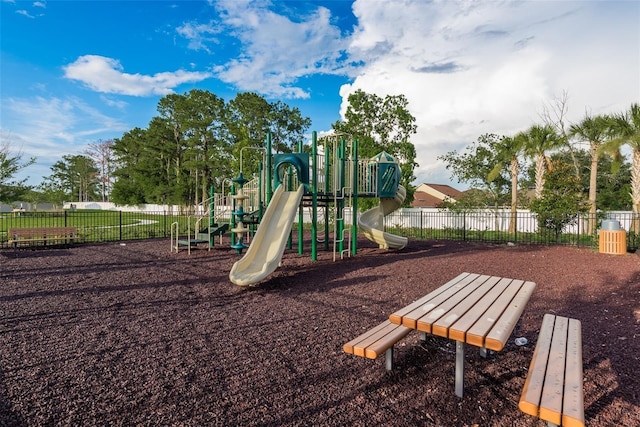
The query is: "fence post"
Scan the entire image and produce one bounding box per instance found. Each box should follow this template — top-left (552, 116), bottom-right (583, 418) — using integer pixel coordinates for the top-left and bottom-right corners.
top-left (577, 214), bottom-right (581, 247)
top-left (64, 209), bottom-right (68, 227)
top-left (463, 212), bottom-right (466, 241)
top-left (119, 211), bottom-right (123, 241)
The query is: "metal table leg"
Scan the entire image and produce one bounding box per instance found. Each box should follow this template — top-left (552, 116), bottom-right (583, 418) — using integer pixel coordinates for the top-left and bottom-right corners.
top-left (479, 346), bottom-right (487, 358)
top-left (455, 340), bottom-right (465, 397)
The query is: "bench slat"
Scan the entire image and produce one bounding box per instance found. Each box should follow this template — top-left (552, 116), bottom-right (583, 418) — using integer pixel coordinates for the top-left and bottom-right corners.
top-left (365, 323), bottom-right (412, 359)
top-left (343, 320), bottom-right (411, 359)
top-left (484, 281), bottom-right (536, 351)
top-left (10, 237), bottom-right (72, 243)
top-left (539, 316), bottom-right (569, 425)
top-left (562, 318), bottom-right (584, 427)
top-left (519, 313), bottom-right (555, 417)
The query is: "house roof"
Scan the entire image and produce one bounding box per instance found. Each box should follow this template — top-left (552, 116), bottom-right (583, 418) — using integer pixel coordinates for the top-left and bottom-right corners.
top-left (422, 183), bottom-right (463, 199)
top-left (412, 192), bottom-right (447, 208)
top-left (411, 183), bottom-right (463, 208)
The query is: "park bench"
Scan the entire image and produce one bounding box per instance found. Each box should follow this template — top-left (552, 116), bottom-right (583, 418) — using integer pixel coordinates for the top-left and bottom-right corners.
top-left (8, 227), bottom-right (77, 248)
top-left (519, 313), bottom-right (584, 427)
top-left (343, 320), bottom-right (412, 370)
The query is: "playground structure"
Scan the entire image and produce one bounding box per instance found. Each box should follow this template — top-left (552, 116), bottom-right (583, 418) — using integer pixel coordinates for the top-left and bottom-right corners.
top-left (170, 131), bottom-right (407, 285)
top-left (357, 152), bottom-right (408, 250)
top-left (228, 131), bottom-right (407, 286)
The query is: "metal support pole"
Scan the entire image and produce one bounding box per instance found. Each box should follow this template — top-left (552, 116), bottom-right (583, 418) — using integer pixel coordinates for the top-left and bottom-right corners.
top-left (324, 140), bottom-right (330, 251)
top-left (311, 131), bottom-right (318, 261)
top-left (209, 185), bottom-right (215, 247)
top-left (385, 347), bottom-right (394, 371)
top-left (455, 341), bottom-right (465, 398)
top-left (258, 161), bottom-right (263, 220)
top-left (352, 138), bottom-right (358, 255)
top-left (298, 140), bottom-right (304, 255)
top-left (266, 132), bottom-right (273, 204)
top-left (337, 139), bottom-right (345, 254)
top-left (230, 185), bottom-right (236, 247)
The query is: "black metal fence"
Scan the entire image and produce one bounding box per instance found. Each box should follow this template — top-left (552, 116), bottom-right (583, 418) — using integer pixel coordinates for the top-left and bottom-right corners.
top-left (0, 210), bottom-right (182, 248)
top-left (1, 209), bottom-right (637, 252)
top-left (385, 210), bottom-right (637, 251)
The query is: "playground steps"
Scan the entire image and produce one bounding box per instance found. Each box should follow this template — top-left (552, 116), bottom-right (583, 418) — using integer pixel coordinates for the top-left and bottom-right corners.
top-left (241, 211), bottom-right (261, 225)
top-left (175, 223), bottom-right (230, 249)
top-left (176, 239), bottom-right (208, 248)
top-left (202, 223), bottom-right (229, 238)
top-left (302, 192), bottom-right (377, 206)
top-left (184, 223), bottom-right (230, 245)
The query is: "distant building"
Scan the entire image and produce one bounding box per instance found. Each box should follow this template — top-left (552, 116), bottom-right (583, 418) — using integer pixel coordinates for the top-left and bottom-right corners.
top-left (412, 183), bottom-right (463, 208)
top-left (0, 202), bottom-right (56, 212)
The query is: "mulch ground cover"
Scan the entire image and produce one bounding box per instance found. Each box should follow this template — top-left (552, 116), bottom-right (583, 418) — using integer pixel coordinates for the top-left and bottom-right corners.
top-left (1, 237), bottom-right (639, 426)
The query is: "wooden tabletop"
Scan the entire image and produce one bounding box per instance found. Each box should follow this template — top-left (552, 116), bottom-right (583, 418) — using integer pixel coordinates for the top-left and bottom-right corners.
top-left (389, 272), bottom-right (536, 351)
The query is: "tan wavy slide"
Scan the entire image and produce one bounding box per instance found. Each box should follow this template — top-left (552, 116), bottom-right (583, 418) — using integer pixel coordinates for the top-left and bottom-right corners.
top-left (229, 184), bottom-right (305, 286)
top-left (358, 185), bottom-right (408, 250)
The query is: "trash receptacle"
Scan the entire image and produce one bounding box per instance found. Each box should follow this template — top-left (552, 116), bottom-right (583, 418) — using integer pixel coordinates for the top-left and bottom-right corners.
top-left (599, 220), bottom-right (626, 255)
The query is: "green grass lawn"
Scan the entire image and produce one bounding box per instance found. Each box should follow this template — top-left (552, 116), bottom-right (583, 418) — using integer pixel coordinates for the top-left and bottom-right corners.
top-left (0, 210), bottom-right (205, 244)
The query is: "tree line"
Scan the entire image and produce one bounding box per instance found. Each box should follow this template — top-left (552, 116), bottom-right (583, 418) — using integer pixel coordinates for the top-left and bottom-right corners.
top-left (2, 87), bottom-right (638, 238)
top-left (1, 89), bottom-right (418, 208)
top-left (439, 98), bottom-right (640, 235)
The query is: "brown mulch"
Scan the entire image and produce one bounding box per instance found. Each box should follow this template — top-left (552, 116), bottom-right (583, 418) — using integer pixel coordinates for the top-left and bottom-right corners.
top-left (1, 237), bottom-right (639, 426)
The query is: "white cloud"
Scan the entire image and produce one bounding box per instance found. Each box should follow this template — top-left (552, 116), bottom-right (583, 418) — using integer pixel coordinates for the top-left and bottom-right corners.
top-left (63, 55), bottom-right (213, 96)
top-left (179, 0), bottom-right (351, 99)
top-left (6, 97), bottom-right (76, 145)
top-left (16, 9), bottom-right (34, 18)
top-left (1, 96), bottom-right (129, 184)
top-left (12, 0), bottom-right (45, 18)
top-left (99, 95), bottom-right (128, 110)
top-left (342, 0), bottom-right (640, 188)
top-left (176, 21), bottom-right (223, 52)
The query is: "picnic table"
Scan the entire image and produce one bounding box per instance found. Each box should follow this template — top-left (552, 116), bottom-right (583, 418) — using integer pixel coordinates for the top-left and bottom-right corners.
top-left (389, 272), bottom-right (536, 397)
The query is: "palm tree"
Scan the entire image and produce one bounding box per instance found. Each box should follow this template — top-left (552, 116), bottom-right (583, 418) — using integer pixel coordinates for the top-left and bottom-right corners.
top-left (568, 113), bottom-right (612, 235)
top-left (489, 133), bottom-right (526, 234)
top-left (605, 103), bottom-right (640, 231)
top-left (523, 124), bottom-right (563, 199)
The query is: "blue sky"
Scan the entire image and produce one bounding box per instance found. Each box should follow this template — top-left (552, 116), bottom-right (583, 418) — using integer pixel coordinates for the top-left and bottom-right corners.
top-left (1, 0), bottom-right (639, 190)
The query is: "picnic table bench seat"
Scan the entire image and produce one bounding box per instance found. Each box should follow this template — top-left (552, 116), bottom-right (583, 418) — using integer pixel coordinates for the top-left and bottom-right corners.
top-left (343, 320), bottom-right (412, 370)
top-left (519, 313), bottom-right (584, 427)
top-left (8, 227), bottom-right (77, 248)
